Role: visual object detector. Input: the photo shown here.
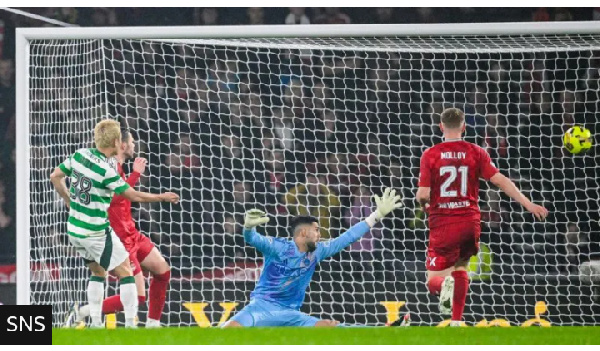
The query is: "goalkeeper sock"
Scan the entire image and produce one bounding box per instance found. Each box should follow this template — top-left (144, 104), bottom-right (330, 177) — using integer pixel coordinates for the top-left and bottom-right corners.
top-left (102, 295), bottom-right (146, 314)
top-left (88, 276), bottom-right (105, 327)
top-left (119, 276), bottom-right (139, 328)
top-left (148, 270), bottom-right (170, 321)
top-left (427, 276), bottom-right (445, 295)
top-left (451, 270), bottom-right (469, 321)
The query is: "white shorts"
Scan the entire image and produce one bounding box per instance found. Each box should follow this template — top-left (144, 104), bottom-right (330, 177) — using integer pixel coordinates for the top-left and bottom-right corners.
top-left (68, 228), bottom-right (129, 271)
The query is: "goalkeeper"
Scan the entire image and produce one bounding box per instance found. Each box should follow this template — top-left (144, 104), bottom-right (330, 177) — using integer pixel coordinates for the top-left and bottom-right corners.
top-left (223, 188), bottom-right (402, 327)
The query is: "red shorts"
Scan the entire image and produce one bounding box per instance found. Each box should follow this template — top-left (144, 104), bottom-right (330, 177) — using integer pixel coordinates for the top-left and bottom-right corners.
top-left (122, 231), bottom-right (155, 276)
top-left (426, 221), bottom-right (480, 271)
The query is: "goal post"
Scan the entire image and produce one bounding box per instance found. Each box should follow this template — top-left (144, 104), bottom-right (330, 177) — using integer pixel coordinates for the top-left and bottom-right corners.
top-left (16, 22), bottom-right (600, 326)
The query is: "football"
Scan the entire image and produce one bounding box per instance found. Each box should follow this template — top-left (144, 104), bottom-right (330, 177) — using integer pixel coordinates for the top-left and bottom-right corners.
top-left (563, 126), bottom-right (593, 154)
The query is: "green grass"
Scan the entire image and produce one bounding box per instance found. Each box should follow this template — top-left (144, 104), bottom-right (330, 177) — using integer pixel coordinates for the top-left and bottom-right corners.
top-left (53, 327), bottom-right (600, 345)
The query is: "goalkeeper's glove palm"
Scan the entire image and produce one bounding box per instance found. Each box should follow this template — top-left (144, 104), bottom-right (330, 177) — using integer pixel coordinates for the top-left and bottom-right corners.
top-left (244, 209), bottom-right (270, 229)
top-left (367, 187), bottom-right (403, 226)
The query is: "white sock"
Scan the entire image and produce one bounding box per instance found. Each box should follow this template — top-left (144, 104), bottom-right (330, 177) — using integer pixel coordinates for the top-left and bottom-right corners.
top-left (119, 277), bottom-right (138, 328)
top-left (88, 276), bottom-right (105, 327)
top-left (77, 305), bottom-right (90, 322)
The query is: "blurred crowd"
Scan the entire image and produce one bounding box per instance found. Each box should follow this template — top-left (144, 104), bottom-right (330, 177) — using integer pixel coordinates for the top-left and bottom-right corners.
top-left (0, 8), bottom-right (599, 284)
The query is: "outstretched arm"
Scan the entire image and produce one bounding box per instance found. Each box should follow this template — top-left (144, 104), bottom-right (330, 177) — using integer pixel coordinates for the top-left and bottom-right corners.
top-left (489, 173), bottom-right (548, 221)
top-left (120, 187), bottom-right (179, 203)
top-left (317, 187), bottom-right (403, 261)
top-left (316, 221), bottom-right (371, 261)
top-left (242, 209), bottom-right (286, 256)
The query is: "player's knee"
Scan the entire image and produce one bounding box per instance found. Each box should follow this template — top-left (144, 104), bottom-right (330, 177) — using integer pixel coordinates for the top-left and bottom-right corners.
top-left (315, 320), bottom-right (339, 327)
top-left (153, 267), bottom-right (171, 281)
top-left (113, 260), bottom-right (133, 278)
top-left (427, 267), bottom-right (453, 281)
top-left (222, 320), bottom-right (243, 328)
top-left (88, 262), bottom-right (106, 277)
top-left (160, 264), bottom-right (171, 277)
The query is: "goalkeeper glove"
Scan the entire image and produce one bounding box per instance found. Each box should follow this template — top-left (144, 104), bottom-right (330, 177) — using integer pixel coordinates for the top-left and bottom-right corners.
top-left (244, 209), bottom-right (270, 229)
top-left (366, 187), bottom-right (403, 227)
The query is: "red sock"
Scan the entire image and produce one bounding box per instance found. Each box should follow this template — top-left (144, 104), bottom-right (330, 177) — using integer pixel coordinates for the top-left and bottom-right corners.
top-left (148, 270), bottom-right (170, 321)
top-left (102, 295), bottom-right (123, 314)
top-left (427, 276), bottom-right (444, 295)
top-left (102, 295), bottom-right (146, 314)
top-left (451, 270), bottom-right (469, 321)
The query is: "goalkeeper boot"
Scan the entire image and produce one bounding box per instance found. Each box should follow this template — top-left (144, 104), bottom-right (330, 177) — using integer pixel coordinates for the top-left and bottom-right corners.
top-left (439, 275), bottom-right (455, 316)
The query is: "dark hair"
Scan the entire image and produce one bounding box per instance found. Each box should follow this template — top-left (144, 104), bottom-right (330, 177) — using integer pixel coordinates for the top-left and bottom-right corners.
top-left (440, 108), bottom-right (465, 129)
top-left (120, 127), bottom-right (132, 142)
top-left (290, 216), bottom-right (319, 236)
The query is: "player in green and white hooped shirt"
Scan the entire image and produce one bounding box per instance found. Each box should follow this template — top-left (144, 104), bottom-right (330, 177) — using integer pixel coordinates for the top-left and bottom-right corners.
top-left (50, 120), bottom-right (179, 328)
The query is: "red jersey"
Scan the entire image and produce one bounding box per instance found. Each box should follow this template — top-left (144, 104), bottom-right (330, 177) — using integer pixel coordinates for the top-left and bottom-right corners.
top-left (108, 162), bottom-right (141, 246)
top-left (418, 140), bottom-right (499, 228)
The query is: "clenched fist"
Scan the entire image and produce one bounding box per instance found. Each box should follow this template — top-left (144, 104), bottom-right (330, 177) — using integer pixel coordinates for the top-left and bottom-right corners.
top-left (160, 192), bottom-right (180, 204)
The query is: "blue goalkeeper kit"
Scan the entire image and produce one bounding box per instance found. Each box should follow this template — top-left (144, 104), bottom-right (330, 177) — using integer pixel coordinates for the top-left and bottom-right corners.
top-left (228, 221), bottom-right (371, 327)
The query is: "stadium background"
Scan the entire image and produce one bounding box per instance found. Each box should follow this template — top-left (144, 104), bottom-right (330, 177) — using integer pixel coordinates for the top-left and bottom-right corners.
top-left (1, 8), bottom-right (599, 326)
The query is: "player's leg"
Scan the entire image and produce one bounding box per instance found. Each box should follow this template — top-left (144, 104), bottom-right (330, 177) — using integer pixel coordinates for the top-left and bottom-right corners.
top-left (426, 224), bottom-right (462, 316)
top-left (427, 267), bottom-right (455, 316)
top-left (138, 237), bottom-right (170, 328)
top-left (449, 258), bottom-right (469, 326)
top-left (100, 272), bottom-right (146, 315)
top-left (426, 247), bottom-right (458, 315)
top-left (87, 261), bottom-right (107, 328)
top-left (72, 251), bottom-right (146, 325)
top-left (448, 221), bottom-right (480, 326)
top-left (64, 235), bottom-right (108, 328)
top-left (109, 230), bottom-right (139, 328)
top-left (222, 301), bottom-right (262, 328)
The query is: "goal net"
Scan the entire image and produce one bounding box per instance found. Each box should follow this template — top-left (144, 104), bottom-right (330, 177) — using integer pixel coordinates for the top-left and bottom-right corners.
top-left (24, 27), bottom-right (600, 327)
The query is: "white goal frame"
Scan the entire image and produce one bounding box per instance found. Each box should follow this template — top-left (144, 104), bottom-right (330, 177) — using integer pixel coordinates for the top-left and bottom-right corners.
top-left (16, 21), bottom-right (600, 306)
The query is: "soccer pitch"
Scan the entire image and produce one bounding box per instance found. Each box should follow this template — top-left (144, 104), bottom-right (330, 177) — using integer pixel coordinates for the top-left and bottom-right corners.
top-left (52, 327), bottom-right (600, 345)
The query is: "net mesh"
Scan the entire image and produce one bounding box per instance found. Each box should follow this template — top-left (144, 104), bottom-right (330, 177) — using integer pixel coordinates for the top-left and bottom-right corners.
top-left (28, 34), bottom-right (600, 326)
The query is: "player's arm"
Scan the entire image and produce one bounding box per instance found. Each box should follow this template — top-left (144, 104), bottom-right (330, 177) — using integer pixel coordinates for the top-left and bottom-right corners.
top-left (416, 187), bottom-right (430, 209)
top-left (317, 188), bottom-right (403, 261)
top-left (120, 187), bottom-right (179, 203)
top-left (50, 156), bottom-right (73, 208)
top-left (242, 209), bottom-right (287, 256)
top-left (125, 158), bottom-right (146, 186)
top-left (104, 165), bottom-right (179, 203)
top-left (489, 173), bottom-right (548, 221)
top-left (50, 166), bottom-right (70, 208)
top-left (416, 150), bottom-right (431, 209)
top-left (478, 147), bottom-right (548, 221)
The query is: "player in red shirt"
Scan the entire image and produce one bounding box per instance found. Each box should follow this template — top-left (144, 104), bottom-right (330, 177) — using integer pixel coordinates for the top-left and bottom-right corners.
top-left (66, 129), bottom-right (171, 328)
top-left (416, 108), bottom-right (548, 326)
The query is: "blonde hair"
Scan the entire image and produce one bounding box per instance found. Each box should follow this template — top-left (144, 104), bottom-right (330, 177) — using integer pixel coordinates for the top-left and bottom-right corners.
top-left (94, 119), bottom-right (121, 149)
top-left (440, 108), bottom-right (465, 129)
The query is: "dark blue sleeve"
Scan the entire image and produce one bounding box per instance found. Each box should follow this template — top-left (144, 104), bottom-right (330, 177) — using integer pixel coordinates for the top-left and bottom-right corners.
top-left (243, 228), bottom-right (287, 257)
top-left (316, 221), bottom-right (371, 261)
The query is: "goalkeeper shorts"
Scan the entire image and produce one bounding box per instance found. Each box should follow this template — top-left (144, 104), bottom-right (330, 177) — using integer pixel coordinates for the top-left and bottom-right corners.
top-left (226, 299), bottom-right (319, 327)
top-left (68, 227), bottom-right (130, 271)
